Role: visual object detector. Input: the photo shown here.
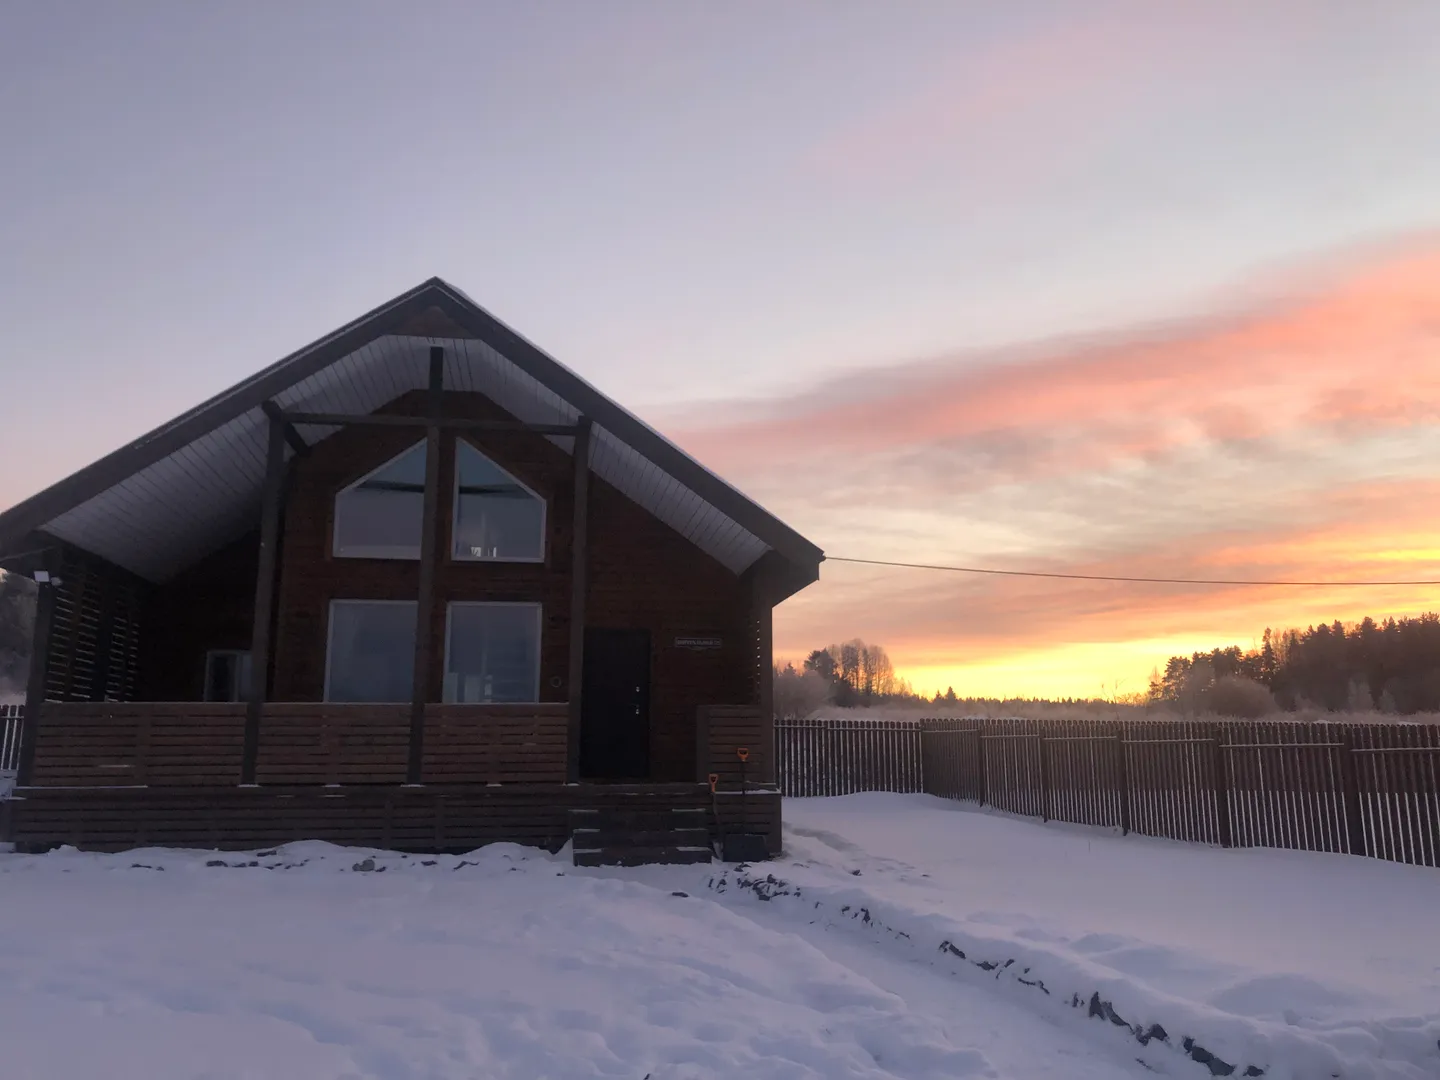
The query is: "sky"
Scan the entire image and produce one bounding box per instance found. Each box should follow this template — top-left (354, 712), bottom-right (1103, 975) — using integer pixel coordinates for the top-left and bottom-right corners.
top-left (3, 2), bottom-right (1440, 699)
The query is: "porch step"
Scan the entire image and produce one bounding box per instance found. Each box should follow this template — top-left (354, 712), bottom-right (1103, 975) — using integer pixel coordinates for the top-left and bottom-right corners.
top-left (572, 826), bottom-right (709, 849)
top-left (568, 806), bottom-right (713, 867)
top-left (568, 807), bottom-right (706, 830)
top-left (573, 845), bottom-right (714, 868)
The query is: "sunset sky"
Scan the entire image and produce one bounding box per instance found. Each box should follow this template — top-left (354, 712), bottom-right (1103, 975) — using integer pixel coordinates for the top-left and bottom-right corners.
top-left (3, 3), bottom-right (1440, 698)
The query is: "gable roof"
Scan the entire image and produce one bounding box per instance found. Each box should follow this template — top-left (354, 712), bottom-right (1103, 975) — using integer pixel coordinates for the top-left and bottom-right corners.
top-left (0, 278), bottom-right (823, 585)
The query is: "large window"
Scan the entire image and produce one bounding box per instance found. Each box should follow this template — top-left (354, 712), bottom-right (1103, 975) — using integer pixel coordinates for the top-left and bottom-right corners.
top-left (325, 600), bottom-right (417, 702)
top-left (333, 442), bottom-right (426, 559)
top-left (444, 603), bottom-right (541, 703)
top-left (452, 441), bottom-right (545, 562)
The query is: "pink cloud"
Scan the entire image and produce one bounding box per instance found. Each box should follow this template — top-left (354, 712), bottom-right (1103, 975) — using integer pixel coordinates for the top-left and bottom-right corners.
top-left (669, 240), bottom-right (1440, 494)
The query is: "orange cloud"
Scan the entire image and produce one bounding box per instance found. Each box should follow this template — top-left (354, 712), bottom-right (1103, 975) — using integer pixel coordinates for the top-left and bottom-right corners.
top-left (774, 475), bottom-right (1440, 695)
top-left (672, 240), bottom-right (1440, 494)
top-left (660, 239), bottom-right (1440, 696)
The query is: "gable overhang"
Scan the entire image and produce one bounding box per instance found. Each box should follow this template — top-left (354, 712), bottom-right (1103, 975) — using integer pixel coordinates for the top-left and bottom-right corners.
top-left (0, 279), bottom-right (824, 596)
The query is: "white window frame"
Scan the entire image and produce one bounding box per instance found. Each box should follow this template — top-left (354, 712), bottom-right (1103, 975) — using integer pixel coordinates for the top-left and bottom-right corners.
top-left (450, 440), bottom-right (547, 564)
top-left (323, 598), bottom-right (418, 703)
top-left (332, 441), bottom-right (427, 561)
top-left (443, 601), bottom-right (543, 704)
top-left (202, 649), bottom-right (252, 703)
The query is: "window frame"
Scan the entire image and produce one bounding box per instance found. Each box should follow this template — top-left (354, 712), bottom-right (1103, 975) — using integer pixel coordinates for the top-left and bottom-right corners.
top-left (202, 649), bottom-right (252, 703)
top-left (323, 598), bottom-right (419, 703)
top-left (331, 441), bottom-right (428, 561)
top-left (443, 601), bottom-right (543, 704)
top-left (449, 439), bottom-right (548, 564)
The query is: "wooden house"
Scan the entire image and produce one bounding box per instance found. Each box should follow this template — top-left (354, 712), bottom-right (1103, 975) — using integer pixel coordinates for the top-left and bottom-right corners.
top-left (0, 279), bottom-right (822, 863)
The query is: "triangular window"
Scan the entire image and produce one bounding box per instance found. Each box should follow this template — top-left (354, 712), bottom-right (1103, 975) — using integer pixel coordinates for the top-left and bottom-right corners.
top-left (452, 442), bottom-right (545, 561)
top-left (333, 442), bottom-right (427, 559)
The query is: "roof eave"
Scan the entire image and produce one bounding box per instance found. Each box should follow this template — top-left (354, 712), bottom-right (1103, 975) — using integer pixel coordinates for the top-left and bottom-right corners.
top-left (0, 276), bottom-right (826, 578)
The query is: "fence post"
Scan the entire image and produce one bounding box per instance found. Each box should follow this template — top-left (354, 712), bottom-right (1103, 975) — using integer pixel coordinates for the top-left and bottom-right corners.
top-left (1211, 737), bottom-right (1233, 848)
top-left (1038, 736), bottom-right (1051, 823)
top-left (976, 729), bottom-right (987, 807)
top-left (1338, 733), bottom-right (1366, 857)
top-left (1115, 734), bottom-right (1130, 835)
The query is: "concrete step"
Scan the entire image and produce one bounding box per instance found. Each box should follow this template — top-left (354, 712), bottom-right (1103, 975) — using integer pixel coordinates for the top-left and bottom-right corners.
top-left (572, 826), bottom-right (710, 849)
top-left (573, 844), bottom-right (713, 868)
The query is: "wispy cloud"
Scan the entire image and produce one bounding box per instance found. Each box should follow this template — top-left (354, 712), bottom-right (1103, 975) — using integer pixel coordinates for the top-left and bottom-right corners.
top-left (673, 239), bottom-right (1440, 495)
top-left (795, 2), bottom-right (1308, 196)
top-left (661, 239), bottom-right (1440, 693)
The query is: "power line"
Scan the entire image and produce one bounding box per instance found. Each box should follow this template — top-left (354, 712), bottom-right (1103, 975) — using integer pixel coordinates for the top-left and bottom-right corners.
top-left (826, 555), bottom-right (1440, 588)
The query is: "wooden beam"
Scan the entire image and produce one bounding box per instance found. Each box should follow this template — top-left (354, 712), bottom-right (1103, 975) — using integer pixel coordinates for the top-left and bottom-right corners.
top-left (241, 408), bottom-right (288, 784)
top-left (86, 577), bottom-right (119, 702)
top-left (261, 400), bottom-right (309, 457)
top-left (407, 346), bottom-right (446, 784)
top-left (753, 576), bottom-right (775, 785)
top-left (566, 416), bottom-right (593, 783)
top-left (282, 411), bottom-right (578, 436)
top-left (14, 565), bottom-right (57, 787)
top-left (429, 285), bottom-right (826, 568)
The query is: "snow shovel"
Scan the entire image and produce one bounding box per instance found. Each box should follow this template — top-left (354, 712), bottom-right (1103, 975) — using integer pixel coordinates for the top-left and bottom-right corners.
top-left (720, 747), bottom-right (768, 863)
top-left (709, 772), bottom-right (723, 856)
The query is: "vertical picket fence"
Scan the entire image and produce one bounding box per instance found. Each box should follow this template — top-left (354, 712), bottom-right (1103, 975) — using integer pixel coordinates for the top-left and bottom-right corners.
top-left (773, 714), bottom-right (1440, 867)
top-left (773, 717), bottom-right (923, 797)
top-left (0, 703), bottom-right (22, 774)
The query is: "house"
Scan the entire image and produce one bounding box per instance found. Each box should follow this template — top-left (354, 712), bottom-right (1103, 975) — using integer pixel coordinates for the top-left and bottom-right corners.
top-left (0, 278), bottom-right (822, 861)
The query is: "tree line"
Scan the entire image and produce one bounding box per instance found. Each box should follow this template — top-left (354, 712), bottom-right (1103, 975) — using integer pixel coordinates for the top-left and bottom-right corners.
top-left (773, 639), bottom-right (928, 719)
top-left (1151, 613), bottom-right (1440, 716)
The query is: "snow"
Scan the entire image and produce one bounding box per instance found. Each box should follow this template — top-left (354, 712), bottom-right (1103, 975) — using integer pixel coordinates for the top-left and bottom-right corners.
top-left (0, 797), bottom-right (1434, 1079)
top-left (769, 794), bottom-right (1440, 1079)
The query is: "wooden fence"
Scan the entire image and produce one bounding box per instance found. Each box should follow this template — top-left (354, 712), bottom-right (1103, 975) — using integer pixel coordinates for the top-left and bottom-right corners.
top-left (775, 718), bottom-right (924, 796)
top-left (21, 701), bottom-right (569, 787)
top-left (774, 715), bottom-right (1440, 867)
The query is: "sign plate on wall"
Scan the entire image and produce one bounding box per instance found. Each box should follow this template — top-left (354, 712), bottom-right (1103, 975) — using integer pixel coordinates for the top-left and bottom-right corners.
top-left (674, 635), bottom-right (724, 651)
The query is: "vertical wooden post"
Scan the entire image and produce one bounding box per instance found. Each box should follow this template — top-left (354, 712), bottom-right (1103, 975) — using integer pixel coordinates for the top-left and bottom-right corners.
top-left (408, 346), bottom-right (445, 785)
top-left (1038, 736), bottom-right (1051, 822)
top-left (87, 583), bottom-right (118, 702)
top-left (694, 705), bottom-right (712, 783)
top-left (976, 729), bottom-right (987, 807)
top-left (1339, 731), bottom-right (1366, 857)
top-left (754, 579), bottom-right (774, 785)
top-left (566, 416), bottom-right (592, 784)
top-left (1212, 737), bottom-right (1233, 848)
top-left (1115, 734), bottom-right (1131, 835)
top-left (14, 569), bottom-right (57, 787)
top-left (241, 407), bottom-right (288, 784)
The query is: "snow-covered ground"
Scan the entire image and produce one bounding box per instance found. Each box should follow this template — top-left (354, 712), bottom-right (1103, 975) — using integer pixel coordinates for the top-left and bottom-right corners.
top-left (0, 794), bottom-right (1434, 1079)
top-left (776, 794), bottom-right (1440, 1079)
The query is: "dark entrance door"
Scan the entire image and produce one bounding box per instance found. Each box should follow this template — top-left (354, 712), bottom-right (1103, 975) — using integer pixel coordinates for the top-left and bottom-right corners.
top-left (579, 628), bottom-right (651, 780)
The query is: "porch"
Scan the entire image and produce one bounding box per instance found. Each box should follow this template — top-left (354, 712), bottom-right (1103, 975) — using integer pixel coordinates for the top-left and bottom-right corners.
top-left (1, 702), bottom-right (780, 856)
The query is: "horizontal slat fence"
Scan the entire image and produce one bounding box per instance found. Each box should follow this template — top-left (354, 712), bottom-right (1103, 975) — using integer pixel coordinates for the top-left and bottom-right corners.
top-left (775, 715), bottom-right (1440, 867)
top-left (16, 702), bottom-right (570, 787)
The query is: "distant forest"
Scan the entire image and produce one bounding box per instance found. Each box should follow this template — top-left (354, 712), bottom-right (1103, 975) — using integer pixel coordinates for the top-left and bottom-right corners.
top-left (776, 613), bottom-right (1440, 722)
top-left (1151, 614), bottom-right (1440, 715)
